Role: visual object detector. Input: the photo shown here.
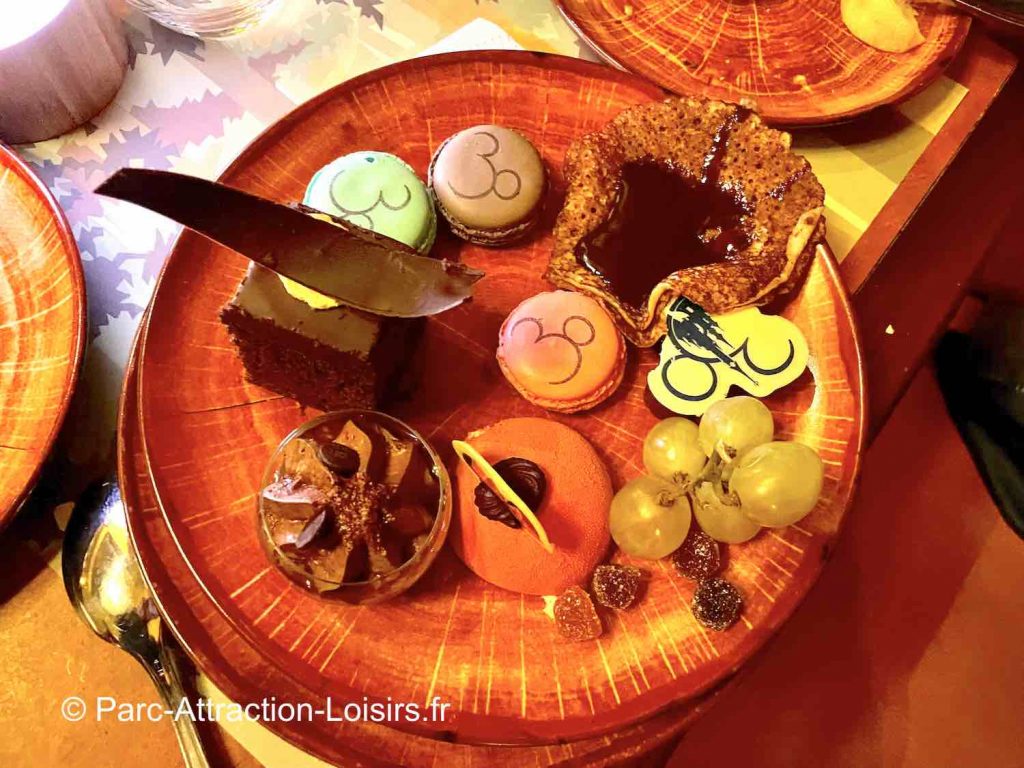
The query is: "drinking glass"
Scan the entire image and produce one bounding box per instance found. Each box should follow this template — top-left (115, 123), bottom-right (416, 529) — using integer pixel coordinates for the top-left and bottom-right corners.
top-left (125, 0), bottom-right (280, 39)
top-left (258, 410), bottom-right (453, 604)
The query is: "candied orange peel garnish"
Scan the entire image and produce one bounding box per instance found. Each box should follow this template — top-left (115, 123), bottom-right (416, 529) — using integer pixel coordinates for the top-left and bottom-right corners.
top-left (452, 440), bottom-right (555, 553)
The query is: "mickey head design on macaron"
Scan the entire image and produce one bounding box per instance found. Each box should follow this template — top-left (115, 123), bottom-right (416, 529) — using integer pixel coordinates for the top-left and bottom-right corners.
top-left (429, 124), bottom-right (547, 246)
top-left (497, 290), bottom-right (626, 413)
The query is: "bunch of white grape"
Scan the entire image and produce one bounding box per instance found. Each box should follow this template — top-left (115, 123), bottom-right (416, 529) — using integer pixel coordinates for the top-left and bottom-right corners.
top-left (609, 396), bottom-right (824, 558)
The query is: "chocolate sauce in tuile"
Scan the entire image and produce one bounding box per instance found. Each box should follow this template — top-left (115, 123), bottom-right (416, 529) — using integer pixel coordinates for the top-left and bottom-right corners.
top-left (575, 107), bottom-right (754, 311)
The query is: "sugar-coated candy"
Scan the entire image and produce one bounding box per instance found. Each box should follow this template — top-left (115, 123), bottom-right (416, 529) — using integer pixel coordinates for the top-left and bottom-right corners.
top-left (671, 527), bottom-right (721, 581)
top-left (591, 564), bottom-right (642, 610)
top-left (554, 585), bottom-right (603, 641)
top-left (692, 578), bottom-right (743, 631)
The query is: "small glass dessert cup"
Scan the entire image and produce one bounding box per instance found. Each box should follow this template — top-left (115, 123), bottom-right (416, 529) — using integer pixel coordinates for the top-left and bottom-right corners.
top-left (258, 410), bottom-right (451, 604)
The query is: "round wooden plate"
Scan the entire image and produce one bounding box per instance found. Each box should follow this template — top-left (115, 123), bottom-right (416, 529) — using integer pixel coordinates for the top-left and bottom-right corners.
top-left (0, 143), bottom-right (86, 530)
top-left (137, 52), bottom-right (865, 744)
top-left (119, 324), bottom-right (721, 766)
top-left (557, 0), bottom-right (970, 125)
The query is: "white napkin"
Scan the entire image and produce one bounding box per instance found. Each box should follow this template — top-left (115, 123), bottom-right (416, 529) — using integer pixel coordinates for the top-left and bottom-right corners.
top-left (418, 18), bottom-right (525, 56)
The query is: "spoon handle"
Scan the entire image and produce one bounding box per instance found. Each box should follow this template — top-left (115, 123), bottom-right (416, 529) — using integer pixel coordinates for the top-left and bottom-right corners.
top-left (142, 645), bottom-right (212, 768)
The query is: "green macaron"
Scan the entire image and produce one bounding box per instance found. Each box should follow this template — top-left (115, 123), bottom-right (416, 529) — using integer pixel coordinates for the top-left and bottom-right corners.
top-left (304, 151), bottom-right (436, 253)
top-left (284, 151), bottom-right (437, 309)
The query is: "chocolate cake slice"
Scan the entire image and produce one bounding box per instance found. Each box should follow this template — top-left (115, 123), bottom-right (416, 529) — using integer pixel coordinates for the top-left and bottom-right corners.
top-left (92, 168), bottom-right (484, 413)
top-left (220, 265), bottom-right (423, 411)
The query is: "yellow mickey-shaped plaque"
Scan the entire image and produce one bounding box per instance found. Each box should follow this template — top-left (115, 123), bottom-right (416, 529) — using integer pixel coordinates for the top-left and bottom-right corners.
top-left (648, 299), bottom-right (809, 416)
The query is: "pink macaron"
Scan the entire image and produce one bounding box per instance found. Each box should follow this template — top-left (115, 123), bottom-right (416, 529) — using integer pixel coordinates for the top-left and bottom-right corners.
top-left (497, 290), bottom-right (626, 413)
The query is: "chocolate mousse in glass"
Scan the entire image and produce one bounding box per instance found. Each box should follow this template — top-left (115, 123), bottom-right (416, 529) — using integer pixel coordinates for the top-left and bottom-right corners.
top-left (258, 410), bottom-right (451, 603)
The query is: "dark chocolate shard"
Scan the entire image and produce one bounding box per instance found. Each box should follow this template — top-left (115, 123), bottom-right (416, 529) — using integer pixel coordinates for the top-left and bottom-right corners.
top-left (269, 517), bottom-right (309, 548)
top-left (96, 168), bottom-right (484, 318)
top-left (309, 543), bottom-right (354, 591)
top-left (382, 503), bottom-right (434, 537)
top-left (294, 509), bottom-right (329, 549)
top-left (261, 477), bottom-right (327, 522)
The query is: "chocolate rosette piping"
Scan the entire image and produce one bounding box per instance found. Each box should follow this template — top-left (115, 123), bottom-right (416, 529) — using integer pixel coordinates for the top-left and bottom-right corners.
top-left (473, 457), bottom-right (547, 528)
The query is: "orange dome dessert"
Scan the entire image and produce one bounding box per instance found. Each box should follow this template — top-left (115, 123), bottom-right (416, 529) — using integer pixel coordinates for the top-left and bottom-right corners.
top-left (451, 418), bottom-right (612, 595)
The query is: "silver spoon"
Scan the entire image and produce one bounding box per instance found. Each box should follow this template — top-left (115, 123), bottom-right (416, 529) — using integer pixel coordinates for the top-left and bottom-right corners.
top-left (62, 480), bottom-right (211, 768)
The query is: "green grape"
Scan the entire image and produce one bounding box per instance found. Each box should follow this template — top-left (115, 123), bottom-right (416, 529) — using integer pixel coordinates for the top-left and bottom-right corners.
top-left (730, 441), bottom-right (823, 527)
top-left (698, 396), bottom-right (774, 459)
top-left (609, 476), bottom-right (692, 560)
top-left (643, 418), bottom-right (706, 486)
top-left (691, 482), bottom-right (762, 544)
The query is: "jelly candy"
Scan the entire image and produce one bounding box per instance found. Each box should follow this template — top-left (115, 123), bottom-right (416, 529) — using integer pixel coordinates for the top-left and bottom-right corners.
top-left (672, 527), bottom-right (721, 581)
top-left (554, 585), bottom-right (603, 641)
top-left (692, 577), bottom-right (743, 631)
top-left (591, 564), bottom-right (642, 610)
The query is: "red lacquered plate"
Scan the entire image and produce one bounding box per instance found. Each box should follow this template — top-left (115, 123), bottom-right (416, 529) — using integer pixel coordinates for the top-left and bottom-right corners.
top-left (137, 52), bottom-right (865, 745)
top-left (557, 0), bottom-right (970, 125)
top-left (119, 324), bottom-right (721, 766)
top-left (0, 143), bottom-right (86, 529)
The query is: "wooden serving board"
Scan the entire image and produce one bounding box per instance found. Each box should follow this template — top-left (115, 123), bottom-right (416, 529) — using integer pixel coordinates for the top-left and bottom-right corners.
top-left (119, 324), bottom-right (722, 766)
top-left (0, 143), bottom-right (86, 529)
top-left (557, 0), bottom-right (971, 125)
top-left (136, 52), bottom-right (865, 744)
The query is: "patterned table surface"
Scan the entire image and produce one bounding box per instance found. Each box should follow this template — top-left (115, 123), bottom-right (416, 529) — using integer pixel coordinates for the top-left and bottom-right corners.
top-left (0, 2), bottom-right (1016, 766)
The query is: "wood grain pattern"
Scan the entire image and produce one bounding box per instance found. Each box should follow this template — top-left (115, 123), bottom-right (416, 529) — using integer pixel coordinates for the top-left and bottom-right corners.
top-left (0, 144), bottom-right (86, 529)
top-left (135, 53), bottom-right (865, 745)
top-left (120, 333), bottom-right (721, 765)
top-left (557, 0), bottom-right (971, 125)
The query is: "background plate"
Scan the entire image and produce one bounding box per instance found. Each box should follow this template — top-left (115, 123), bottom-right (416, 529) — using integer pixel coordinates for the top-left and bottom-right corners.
top-left (0, 143), bottom-right (86, 530)
top-left (137, 52), bottom-right (865, 744)
top-left (557, 0), bottom-right (970, 125)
